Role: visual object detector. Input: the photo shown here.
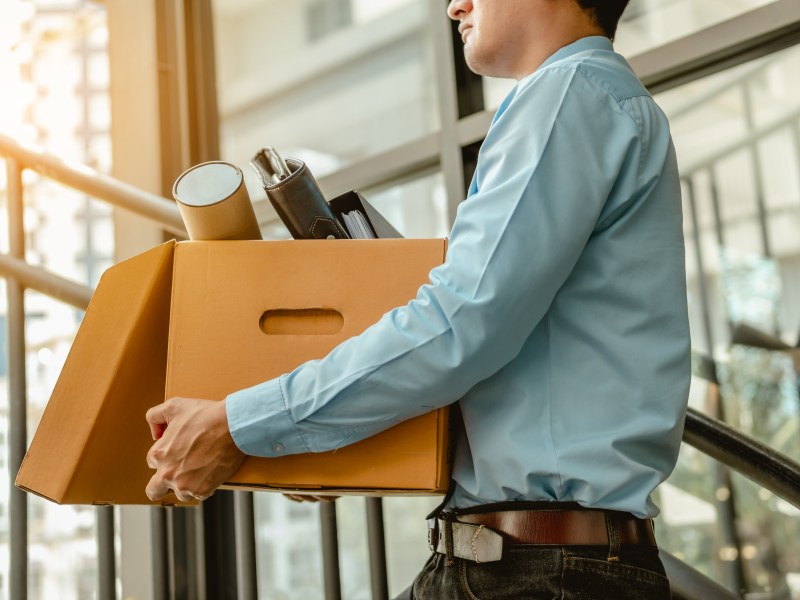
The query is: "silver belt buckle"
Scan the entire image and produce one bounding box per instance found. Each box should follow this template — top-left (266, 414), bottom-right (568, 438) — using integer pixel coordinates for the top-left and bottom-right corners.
top-left (430, 519), bottom-right (504, 563)
top-left (452, 522), bottom-right (504, 563)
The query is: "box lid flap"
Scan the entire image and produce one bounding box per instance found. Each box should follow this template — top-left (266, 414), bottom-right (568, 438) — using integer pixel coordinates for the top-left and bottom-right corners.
top-left (16, 240), bottom-right (185, 505)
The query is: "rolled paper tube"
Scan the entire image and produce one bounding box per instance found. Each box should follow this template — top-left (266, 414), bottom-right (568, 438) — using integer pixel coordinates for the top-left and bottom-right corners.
top-left (173, 161), bottom-right (262, 241)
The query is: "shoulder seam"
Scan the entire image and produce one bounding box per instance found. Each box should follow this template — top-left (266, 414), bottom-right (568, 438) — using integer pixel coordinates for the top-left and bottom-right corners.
top-left (550, 65), bottom-right (650, 191)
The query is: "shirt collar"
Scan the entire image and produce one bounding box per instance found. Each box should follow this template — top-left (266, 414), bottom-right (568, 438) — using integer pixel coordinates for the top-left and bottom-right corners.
top-left (490, 36), bottom-right (614, 133)
top-left (537, 35), bottom-right (614, 72)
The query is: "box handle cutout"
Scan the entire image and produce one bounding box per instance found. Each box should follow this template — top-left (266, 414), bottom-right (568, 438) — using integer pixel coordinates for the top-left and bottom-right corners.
top-left (260, 308), bottom-right (344, 336)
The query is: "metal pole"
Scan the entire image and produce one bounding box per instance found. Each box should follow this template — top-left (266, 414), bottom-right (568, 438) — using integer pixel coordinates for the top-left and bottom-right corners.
top-left (707, 167), bottom-right (725, 248)
top-left (792, 122), bottom-right (800, 207)
top-left (6, 157), bottom-right (28, 600)
top-left (683, 177), bottom-right (716, 355)
top-left (741, 83), bottom-right (772, 257)
top-left (707, 168), bottom-right (735, 332)
top-left (192, 504), bottom-right (208, 600)
top-left (169, 507), bottom-right (192, 600)
top-left (366, 498), bottom-right (389, 600)
top-left (234, 491), bottom-right (258, 600)
top-left (319, 501), bottom-right (342, 600)
top-left (97, 506), bottom-right (117, 600)
top-left (151, 507), bottom-right (170, 600)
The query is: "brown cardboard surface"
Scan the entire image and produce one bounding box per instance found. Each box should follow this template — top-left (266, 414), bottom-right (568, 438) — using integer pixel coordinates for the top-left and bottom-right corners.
top-left (166, 239), bottom-right (450, 493)
top-left (16, 241), bottom-right (187, 505)
top-left (17, 238), bottom-right (449, 504)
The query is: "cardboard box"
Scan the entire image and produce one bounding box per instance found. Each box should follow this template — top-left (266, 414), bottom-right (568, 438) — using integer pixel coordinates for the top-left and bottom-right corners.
top-left (16, 239), bottom-right (450, 505)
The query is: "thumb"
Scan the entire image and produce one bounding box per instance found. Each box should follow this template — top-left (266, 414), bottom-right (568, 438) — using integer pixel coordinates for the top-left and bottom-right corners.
top-left (145, 402), bottom-right (171, 440)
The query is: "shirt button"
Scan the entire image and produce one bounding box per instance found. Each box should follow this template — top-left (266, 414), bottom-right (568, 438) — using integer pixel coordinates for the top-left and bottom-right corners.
top-left (272, 442), bottom-right (285, 454)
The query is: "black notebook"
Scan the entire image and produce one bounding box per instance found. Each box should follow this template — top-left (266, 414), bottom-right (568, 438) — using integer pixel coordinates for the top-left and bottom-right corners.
top-left (328, 190), bottom-right (403, 239)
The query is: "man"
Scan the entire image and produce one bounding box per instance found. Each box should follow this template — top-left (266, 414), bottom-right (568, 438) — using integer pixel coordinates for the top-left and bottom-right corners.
top-left (146, 0), bottom-right (690, 597)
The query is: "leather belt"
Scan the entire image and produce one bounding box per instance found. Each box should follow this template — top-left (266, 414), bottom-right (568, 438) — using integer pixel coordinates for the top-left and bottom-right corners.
top-left (428, 509), bottom-right (656, 563)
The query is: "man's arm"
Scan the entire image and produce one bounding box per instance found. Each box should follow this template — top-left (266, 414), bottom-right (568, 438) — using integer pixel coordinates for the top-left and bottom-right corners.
top-left (146, 66), bottom-right (641, 500)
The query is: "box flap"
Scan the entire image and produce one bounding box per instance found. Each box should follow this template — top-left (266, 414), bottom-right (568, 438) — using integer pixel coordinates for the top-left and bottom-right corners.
top-left (16, 241), bottom-right (186, 505)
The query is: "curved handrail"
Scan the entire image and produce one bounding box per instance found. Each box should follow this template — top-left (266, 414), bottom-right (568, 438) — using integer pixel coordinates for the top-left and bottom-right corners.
top-left (688, 350), bottom-right (800, 508)
top-left (0, 253), bottom-right (93, 310)
top-left (661, 550), bottom-right (741, 600)
top-left (0, 133), bottom-right (187, 237)
top-left (683, 407), bottom-right (800, 508)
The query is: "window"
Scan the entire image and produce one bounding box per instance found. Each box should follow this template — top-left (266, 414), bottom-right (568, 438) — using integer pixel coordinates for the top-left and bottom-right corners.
top-left (306, 0), bottom-right (352, 42)
top-left (213, 0), bottom-right (439, 203)
top-left (655, 43), bottom-right (800, 597)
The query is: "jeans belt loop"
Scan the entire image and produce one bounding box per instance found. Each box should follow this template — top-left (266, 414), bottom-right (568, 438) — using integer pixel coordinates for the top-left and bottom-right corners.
top-left (443, 513), bottom-right (456, 567)
top-left (427, 518), bottom-right (439, 552)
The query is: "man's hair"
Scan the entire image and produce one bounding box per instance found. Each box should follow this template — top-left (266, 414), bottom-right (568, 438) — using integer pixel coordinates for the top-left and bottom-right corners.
top-left (574, 0), bottom-right (631, 39)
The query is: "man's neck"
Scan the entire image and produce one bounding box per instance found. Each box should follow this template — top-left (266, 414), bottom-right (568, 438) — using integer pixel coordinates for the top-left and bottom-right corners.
top-left (512, 19), bottom-right (605, 80)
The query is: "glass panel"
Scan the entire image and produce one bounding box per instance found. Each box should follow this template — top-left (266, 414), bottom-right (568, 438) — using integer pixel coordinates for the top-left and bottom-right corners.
top-left (615, 0), bottom-right (778, 57)
top-left (212, 0), bottom-right (439, 187)
top-left (656, 43), bottom-right (800, 597)
top-left (482, 77), bottom-right (516, 117)
top-left (383, 496), bottom-right (440, 597)
top-left (0, 2), bottom-right (114, 599)
top-left (337, 497), bottom-right (369, 599)
top-left (360, 171), bottom-right (449, 239)
top-left (658, 44), bottom-right (800, 355)
top-left (483, 1), bottom-right (785, 110)
top-left (254, 494), bottom-right (324, 598)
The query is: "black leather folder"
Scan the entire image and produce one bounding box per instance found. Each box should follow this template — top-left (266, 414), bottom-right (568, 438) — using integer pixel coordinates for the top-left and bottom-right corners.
top-left (261, 158), bottom-right (349, 240)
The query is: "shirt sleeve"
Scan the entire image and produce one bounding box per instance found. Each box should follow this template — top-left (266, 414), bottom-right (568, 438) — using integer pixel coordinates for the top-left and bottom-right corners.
top-left (226, 66), bottom-right (641, 457)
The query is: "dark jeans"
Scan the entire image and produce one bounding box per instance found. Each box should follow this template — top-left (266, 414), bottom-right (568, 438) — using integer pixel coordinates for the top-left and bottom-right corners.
top-left (393, 545), bottom-right (670, 599)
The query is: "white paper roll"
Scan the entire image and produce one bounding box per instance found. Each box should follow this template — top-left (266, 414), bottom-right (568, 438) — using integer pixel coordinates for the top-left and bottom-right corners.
top-left (173, 161), bottom-right (262, 241)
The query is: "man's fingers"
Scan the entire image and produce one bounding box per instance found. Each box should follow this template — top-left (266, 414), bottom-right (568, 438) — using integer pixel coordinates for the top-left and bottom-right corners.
top-left (283, 494), bottom-right (339, 503)
top-left (173, 489), bottom-right (195, 502)
top-left (146, 448), bottom-right (158, 470)
top-left (314, 495), bottom-right (338, 503)
top-left (190, 490), bottom-right (214, 502)
top-left (146, 473), bottom-right (171, 501)
top-left (145, 403), bottom-right (170, 440)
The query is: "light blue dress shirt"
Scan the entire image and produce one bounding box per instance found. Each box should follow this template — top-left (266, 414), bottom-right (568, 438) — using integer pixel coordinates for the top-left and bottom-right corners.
top-left (226, 36), bottom-right (691, 518)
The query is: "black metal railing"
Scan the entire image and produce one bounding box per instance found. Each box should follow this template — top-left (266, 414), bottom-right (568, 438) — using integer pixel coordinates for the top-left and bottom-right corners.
top-left (684, 406), bottom-right (800, 509)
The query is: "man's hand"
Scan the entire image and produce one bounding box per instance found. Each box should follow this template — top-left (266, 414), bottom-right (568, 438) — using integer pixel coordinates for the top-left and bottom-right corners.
top-left (145, 397), bottom-right (245, 502)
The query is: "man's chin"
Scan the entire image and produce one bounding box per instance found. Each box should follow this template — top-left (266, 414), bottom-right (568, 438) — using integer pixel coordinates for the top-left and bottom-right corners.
top-left (463, 49), bottom-right (488, 77)
top-left (464, 51), bottom-right (499, 78)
